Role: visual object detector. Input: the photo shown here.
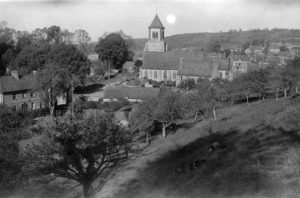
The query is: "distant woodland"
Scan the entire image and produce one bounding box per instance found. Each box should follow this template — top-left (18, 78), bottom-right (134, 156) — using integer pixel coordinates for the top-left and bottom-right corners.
top-left (128, 28), bottom-right (300, 56)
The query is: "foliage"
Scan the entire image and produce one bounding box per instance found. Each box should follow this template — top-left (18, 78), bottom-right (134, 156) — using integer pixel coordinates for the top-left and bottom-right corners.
top-left (23, 113), bottom-right (134, 198)
top-left (134, 59), bottom-right (143, 67)
top-left (73, 29), bottom-right (91, 53)
top-left (46, 25), bottom-right (62, 44)
top-left (177, 78), bottom-right (196, 90)
top-left (95, 33), bottom-right (129, 70)
top-left (46, 43), bottom-right (91, 82)
top-left (12, 40), bottom-right (51, 74)
top-left (132, 90), bottom-right (181, 138)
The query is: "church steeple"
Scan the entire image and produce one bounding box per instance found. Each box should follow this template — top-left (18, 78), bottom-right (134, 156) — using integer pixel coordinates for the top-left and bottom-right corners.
top-left (148, 14), bottom-right (165, 41)
top-left (149, 14), bottom-right (164, 29)
top-left (145, 14), bottom-right (167, 52)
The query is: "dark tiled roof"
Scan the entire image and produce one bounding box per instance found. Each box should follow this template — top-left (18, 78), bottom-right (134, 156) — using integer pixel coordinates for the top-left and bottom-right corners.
top-left (217, 58), bottom-right (231, 71)
top-left (247, 63), bottom-right (260, 72)
top-left (149, 14), bottom-right (164, 29)
top-left (104, 86), bottom-right (160, 100)
top-left (232, 55), bottom-right (249, 62)
top-left (141, 51), bottom-right (194, 70)
top-left (178, 57), bottom-right (215, 77)
top-left (0, 73), bottom-right (37, 93)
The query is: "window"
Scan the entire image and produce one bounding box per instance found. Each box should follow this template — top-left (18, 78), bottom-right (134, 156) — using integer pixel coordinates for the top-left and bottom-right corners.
top-left (22, 93), bottom-right (25, 98)
top-left (30, 93), bottom-right (34, 97)
top-left (12, 105), bottom-right (17, 111)
top-left (173, 72), bottom-right (176, 79)
top-left (31, 103), bottom-right (34, 110)
top-left (144, 70), bottom-right (148, 78)
top-left (22, 103), bottom-right (28, 110)
top-left (164, 71), bottom-right (167, 80)
top-left (154, 71), bottom-right (157, 78)
top-left (12, 94), bottom-right (16, 100)
top-left (40, 102), bottom-right (43, 109)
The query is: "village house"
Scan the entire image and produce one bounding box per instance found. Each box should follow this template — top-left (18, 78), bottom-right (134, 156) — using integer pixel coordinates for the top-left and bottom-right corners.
top-left (245, 45), bottom-right (264, 55)
top-left (0, 71), bottom-right (44, 111)
top-left (216, 57), bottom-right (233, 81)
top-left (231, 55), bottom-right (250, 73)
top-left (269, 43), bottom-right (281, 54)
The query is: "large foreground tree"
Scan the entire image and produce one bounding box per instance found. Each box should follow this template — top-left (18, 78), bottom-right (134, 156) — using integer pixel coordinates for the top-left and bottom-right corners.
top-left (23, 113), bottom-right (134, 198)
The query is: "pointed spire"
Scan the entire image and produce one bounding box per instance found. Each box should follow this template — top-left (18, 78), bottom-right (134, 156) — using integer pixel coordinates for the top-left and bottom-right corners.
top-left (149, 14), bottom-right (164, 29)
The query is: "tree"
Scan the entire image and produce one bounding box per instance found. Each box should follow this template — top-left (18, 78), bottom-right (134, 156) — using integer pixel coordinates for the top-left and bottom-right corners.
top-left (134, 90), bottom-right (181, 138)
top-left (134, 59), bottom-right (143, 67)
top-left (61, 29), bottom-right (74, 45)
top-left (95, 33), bottom-right (129, 70)
top-left (73, 29), bottom-right (91, 53)
top-left (280, 45), bottom-right (289, 52)
top-left (31, 28), bottom-right (47, 41)
top-left (46, 25), bottom-right (62, 44)
top-left (12, 40), bottom-right (51, 74)
top-left (24, 113), bottom-right (134, 198)
top-left (247, 69), bottom-right (270, 100)
top-left (177, 78), bottom-right (196, 90)
top-left (0, 105), bottom-right (30, 196)
top-left (36, 63), bottom-right (71, 117)
top-left (46, 43), bottom-right (91, 82)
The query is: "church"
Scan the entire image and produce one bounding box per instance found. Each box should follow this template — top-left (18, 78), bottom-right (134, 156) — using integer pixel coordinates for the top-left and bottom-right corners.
top-left (139, 14), bottom-right (219, 85)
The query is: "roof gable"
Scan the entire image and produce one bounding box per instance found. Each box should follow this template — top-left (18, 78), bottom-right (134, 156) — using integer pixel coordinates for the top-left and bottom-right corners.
top-left (0, 73), bottom-right (37, 93)
top-left (149, 14), bottom-right (164, 29)
top-left (104, 87), bottom-right (160, 100)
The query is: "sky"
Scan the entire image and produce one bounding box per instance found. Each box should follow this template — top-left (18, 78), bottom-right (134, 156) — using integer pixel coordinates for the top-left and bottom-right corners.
top-left (0, 0), bottom-right (300, 41)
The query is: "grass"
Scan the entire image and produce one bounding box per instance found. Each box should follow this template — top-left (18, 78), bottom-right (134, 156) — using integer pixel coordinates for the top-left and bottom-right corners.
top-left (113, 96), bottom-right (300, 198)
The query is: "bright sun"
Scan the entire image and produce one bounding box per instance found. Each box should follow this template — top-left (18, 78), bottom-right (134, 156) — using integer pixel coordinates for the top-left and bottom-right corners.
top-left (166, 14), bottom-right (176, 24)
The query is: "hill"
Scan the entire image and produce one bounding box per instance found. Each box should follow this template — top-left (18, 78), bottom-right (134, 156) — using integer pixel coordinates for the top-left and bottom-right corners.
top-left (132, 28), bottom-right (300, 53)
top-left (96, 96), bottom-right (300, 198)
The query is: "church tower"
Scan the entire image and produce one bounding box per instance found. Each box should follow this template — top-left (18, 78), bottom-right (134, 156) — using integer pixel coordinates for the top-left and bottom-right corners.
top-left (144, 14), bottom-right (167, 52)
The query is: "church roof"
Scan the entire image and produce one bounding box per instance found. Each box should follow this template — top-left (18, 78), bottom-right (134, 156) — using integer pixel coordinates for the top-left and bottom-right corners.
top-left (149, 14), bottom-right (164, 29)
top-left (178, 57), bottom-right (215, 77)
top-left (141, 51), bottom-right (194, 70)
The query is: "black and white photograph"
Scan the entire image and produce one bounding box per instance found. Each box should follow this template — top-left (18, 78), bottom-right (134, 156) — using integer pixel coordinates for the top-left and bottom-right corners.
top-left (0, 0), bottom-right (300, 197)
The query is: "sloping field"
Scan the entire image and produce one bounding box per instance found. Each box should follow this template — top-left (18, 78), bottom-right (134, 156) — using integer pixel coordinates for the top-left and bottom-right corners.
top-left (98, 96), bottom-right (300, 198)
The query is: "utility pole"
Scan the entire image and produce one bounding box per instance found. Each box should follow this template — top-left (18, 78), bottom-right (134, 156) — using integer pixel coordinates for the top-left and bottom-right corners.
top-left (71, 81), bottom-right (74, 117)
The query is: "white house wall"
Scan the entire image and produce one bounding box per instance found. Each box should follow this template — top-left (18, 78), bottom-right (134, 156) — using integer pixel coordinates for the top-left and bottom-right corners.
top-left (140, 69), bottom-right (177, 82)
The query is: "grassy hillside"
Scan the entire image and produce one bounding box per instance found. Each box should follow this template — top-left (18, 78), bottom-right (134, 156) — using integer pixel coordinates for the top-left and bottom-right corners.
top-left (114, 96), bottom-right (300, 198)
top-left (133, 28), bottom-right (300, 52)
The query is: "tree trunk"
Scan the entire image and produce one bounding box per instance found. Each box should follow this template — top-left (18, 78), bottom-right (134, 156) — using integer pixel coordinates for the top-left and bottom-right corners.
top-left (246, 93), bottom-right (249, 105)
top-left (162, 124), bottom-right (167, 138)
top-left (213, 107), bottom-right (216, 121)
top-left (83, 184), bottom-right (90, 198)
top-left (276, 88), bottom-right (279, 101)
top-left (284, 89), bottom-right (287, 98)
top-left (146, 133), bottom-right (149, 144)
top-left (194, 112), bottom-right (198, 120)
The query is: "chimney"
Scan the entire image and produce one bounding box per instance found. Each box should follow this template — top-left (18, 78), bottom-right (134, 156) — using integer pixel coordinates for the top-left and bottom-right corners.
top-left (11, 70), bottom-right (19, 80)
top-left (6, 67), bottom-right (11, 75)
